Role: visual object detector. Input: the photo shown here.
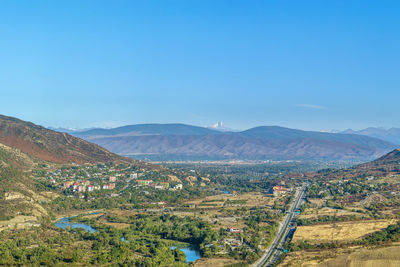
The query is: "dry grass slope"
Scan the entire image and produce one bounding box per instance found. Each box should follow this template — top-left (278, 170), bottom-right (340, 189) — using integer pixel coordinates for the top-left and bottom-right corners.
top-left (320, 245), bottom-right (400, 267)
top-left (293, 220), bottom-right (396, 243)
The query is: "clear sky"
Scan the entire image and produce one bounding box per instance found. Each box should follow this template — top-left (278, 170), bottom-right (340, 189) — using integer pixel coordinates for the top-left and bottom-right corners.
top-left (1, 0), bottom-right (399, 131)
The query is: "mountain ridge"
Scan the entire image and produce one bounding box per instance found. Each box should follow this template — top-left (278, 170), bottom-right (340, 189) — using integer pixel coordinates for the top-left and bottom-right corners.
top-left (340, 127), bottom-right (400, 145)
top-left (74, 123), bottom-right (222, 137)
top-left (71, 123), bottom-right (398, 161)
top-left (0, 114), bottom-right (133, 165)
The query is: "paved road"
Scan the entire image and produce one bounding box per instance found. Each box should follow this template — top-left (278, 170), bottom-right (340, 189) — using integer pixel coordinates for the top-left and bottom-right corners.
top-left (121, 178), bottom-right (132, 191)
top-left (252, 183), bottom-right (308, 267)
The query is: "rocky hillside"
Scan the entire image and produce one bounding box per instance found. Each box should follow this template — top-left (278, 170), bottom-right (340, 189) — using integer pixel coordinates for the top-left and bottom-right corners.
top-left (73, 124), bottom-right (398, 161)
top-left (0, 143), bottom-right (53, 229)
top-left (0, 115), bottom-right (131, 164)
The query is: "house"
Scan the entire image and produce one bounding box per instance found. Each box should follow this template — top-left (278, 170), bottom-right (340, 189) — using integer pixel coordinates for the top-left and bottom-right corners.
top-left (102, 183), bottom-right (115, 190)
top-left (63, 181), bottom-right (73, 188)
top-left (227, 227), bottom-right (241, 233)
top-left (130, 173), bottom-right (138, 179)
top-left (170, 183), bottom-right (183, 191)
top-left (72, 182), bottom-right (80, 190)
top-left (176, 184), bottom-right (183, 190)
top-left (109, 176), bottom-right (117, 182)
top-left (273, 186), bottom-right (288, 196)
top-left (87, 185), bottom-right (94, 192)
top-left (153, 182), bottom-right (169, 190)
top-left (136, 180), bottom-right (153, 186)
top-left (78, 185), bottom-right (86, 192)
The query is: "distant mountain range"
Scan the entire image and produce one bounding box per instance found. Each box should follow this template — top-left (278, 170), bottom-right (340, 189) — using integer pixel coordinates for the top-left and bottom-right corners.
top-left (70, 123), bottom-right (399, 161)
top-left (340, 127), bottom-right (400, 145)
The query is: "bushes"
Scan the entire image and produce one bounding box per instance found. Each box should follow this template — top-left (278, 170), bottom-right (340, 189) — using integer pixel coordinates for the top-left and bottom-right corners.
top-left (357, 221), bottom-right (400, 245)
top-left (295, 214), bottom-right (360, 226)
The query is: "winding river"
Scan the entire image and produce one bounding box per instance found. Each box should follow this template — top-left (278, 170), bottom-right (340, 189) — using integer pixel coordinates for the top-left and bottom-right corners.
top-left (54, 216), bottom-right (97, 233)
top-left (54, 215), bottom-right (201, 263)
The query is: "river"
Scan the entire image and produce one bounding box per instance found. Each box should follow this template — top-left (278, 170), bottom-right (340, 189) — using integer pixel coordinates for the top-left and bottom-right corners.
top-left (54, 216), bottom-right (97, 233)
top-left (54, 215), bottom-right (201, 263)
top-left (171, 246), bottom-right (202, 263)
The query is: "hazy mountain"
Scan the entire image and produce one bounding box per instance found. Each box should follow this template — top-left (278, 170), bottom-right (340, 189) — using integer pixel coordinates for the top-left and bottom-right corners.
top-left (75, 123), bottom-right (220, 137)
top-left (47, 127), bottom-right (97, 134)
top-left (47, 127), bottom-right (79, 134)
top-left (0, 115), bottom-right (132, 164)
top-left (73, 124), bottom-right (398, 161)
top-left (341, 127), bottom-right (400, 145)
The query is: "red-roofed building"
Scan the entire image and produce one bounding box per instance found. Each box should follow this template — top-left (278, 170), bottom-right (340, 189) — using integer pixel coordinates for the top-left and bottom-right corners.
top-left (273, 186), bottom-right (288, 196)
top-left (72, 182), bottom-right (80, 190)
top-left (63, 181), bottom-right (73, 189)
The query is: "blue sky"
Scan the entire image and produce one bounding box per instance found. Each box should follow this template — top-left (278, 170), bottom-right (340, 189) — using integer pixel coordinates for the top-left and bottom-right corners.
top-left (1, 0), bottom-right (399, 131)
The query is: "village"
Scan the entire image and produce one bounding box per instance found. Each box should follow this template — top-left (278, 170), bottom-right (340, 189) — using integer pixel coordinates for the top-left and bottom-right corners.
top-left (36, 163), bottom-right (184, 194)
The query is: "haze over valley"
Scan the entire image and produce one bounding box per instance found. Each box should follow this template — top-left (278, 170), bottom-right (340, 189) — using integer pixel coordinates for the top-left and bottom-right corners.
top-left (2, 1), bottom-right (400, 266)
top-left (70, 123), bottom-right (397, 161)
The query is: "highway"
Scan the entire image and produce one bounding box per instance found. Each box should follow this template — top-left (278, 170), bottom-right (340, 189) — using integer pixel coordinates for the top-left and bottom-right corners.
top-left (252, 183), bottom-right (308, 267)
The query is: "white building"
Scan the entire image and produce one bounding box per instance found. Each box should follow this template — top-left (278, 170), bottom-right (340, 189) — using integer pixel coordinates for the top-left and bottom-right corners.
top-left (170, 184), bottom-right (183, 191)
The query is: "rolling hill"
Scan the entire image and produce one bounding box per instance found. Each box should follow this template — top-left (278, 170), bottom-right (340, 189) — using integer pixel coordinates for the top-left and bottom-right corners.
top-left (359, 148), bottom-right (400, 171)
top-left (72, 124), bottom-right (398, 161)
top-left (0, 115), bottom-right (132, 164)
top-left (309, 148), bottom-right (400, 181)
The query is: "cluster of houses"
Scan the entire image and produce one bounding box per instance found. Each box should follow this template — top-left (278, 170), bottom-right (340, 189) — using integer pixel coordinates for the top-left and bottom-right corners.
top-left (272, 185), bottom-right (289, 196)
top-left (63, 176), bottom-right (117, 192)
top-left (44, 162), bottom-right (188, 194)
top-left (135, 179), bottom-right (183, 191)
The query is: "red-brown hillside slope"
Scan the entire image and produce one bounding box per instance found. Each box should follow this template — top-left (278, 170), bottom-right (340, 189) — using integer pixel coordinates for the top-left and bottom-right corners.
top-left (0, 115), bottom-right (132, 164)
